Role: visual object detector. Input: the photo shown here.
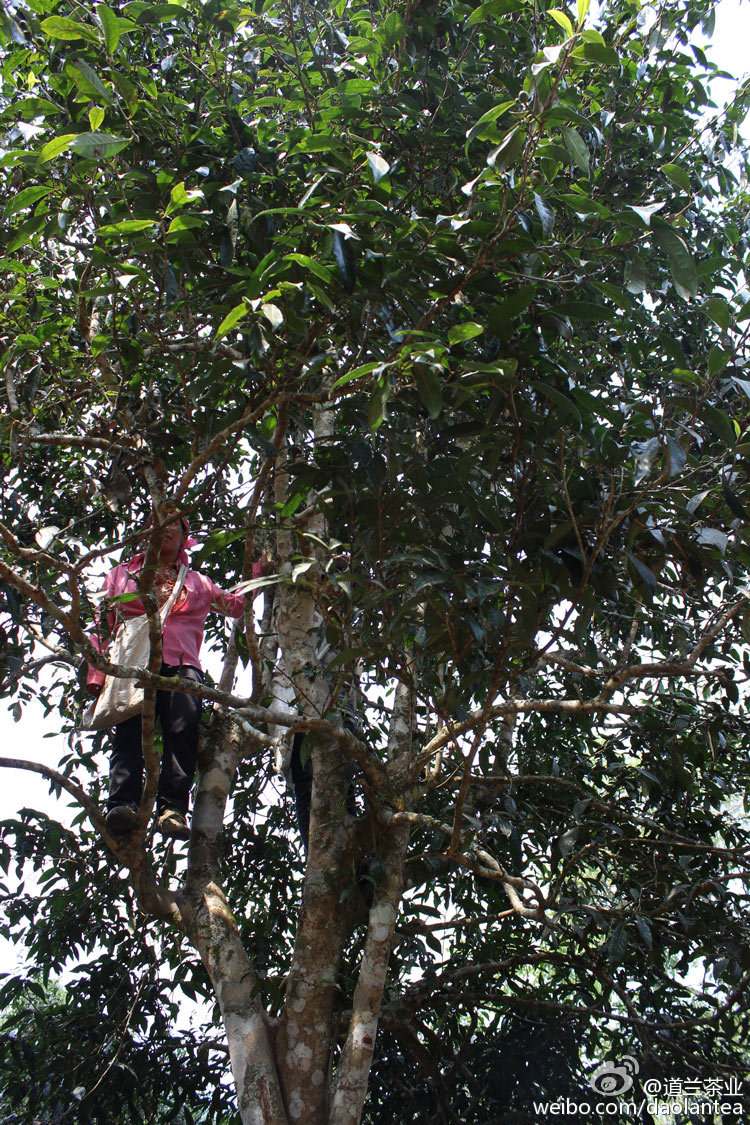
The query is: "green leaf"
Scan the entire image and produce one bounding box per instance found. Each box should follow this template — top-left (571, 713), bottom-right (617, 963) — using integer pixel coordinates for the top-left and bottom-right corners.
top-left (96, 4), bottom-right (121, 52)
top-left (661, 163), bottom-right (691, 192)
top-left (579, 42), bottom-right (619, 65)
top-left (41, 16), bottom-right (99, 42)
top-left (69, 59), bottom-right (112, 104)
top-left (381, 10), bottom-right (406, 46)
top-left (467, 0), bottom-right (525, 24)
top-left (5, 187), bottom-right (53, 219)
top-left (167, 181), bottom-right (204, 214)
top-left (560, 192), bottom-right (608, 216)
top-left (576, 0), bottom-right (590, 25)
top-left (286, 253), bottom-right (333, 284)
top-left (70, 132), bottom-right (130, 159)
top-left (465, 99), bottom-right (515, 152)
top-left (562, 128), bottom-right (589, 175)
top-left (652, 220), bottom-right (698, 300)
top-left (448, 323), bottom-right (484, 345)
top-left (97, 218), bottom-right (158, 236)
top-left (39, 135), bottom-right (76, 163)
top-left (215, 302), bottom-right (248, 340)
top-left (704, 297), bottom-right (730, 332)
top-left (548, 8), bottom-right (574, 36)
top-left (166, 215), bottom-right (205, 234)
top-left (331, 361), bottom-right (383, 390)
top-left (707, 346), bottom-right (730, 378)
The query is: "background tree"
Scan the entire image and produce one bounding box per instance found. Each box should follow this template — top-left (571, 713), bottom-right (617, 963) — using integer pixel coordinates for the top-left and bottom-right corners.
top-left (1, 0), bottom-right (750, 1121)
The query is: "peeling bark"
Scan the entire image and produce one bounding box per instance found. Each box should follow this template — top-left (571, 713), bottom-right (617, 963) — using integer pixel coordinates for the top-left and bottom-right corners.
top-left (273, 396), bottom-right (363, 1123)
top-left (327, 680), bottom-right (415, 1124)
top-left (329, 820), bottom-right (409, 1125)
top-left (275, 736), bottom-right (357, 1124)
top-left (183, 879), bottom-right (288, 1125)
top-left (183, 715), bottom-right (288, 1125)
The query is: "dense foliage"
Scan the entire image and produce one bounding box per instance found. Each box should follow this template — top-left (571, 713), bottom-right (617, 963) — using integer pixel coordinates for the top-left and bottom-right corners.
top-left (1, 0), bottom-right (750, 1120)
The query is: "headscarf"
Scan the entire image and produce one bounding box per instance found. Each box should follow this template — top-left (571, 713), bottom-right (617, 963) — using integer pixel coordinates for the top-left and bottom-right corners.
top-left (127, 513), bottom-right (197, 571)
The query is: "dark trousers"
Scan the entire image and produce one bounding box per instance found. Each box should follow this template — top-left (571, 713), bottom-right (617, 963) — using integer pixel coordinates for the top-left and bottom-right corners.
top-left (290, 729), bottom-right (359, 853)
top-left (108, 664), bottom-right (203, 815)
top-left (290, 734), bottom-right (313, 852)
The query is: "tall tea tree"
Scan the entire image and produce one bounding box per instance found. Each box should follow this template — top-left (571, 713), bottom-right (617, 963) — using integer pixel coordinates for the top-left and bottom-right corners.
top-left (2, 0), bottom-right (750, 1121)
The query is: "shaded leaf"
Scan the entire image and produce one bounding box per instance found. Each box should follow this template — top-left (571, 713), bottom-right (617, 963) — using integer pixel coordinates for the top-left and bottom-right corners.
top-left (332, 229), bottom-right (357, 292)
top-left (635, 916), bottom-right (653, 950)
top-left (667, 437), bottom-right (687, 478)
top-left (232, 147), bottom-right (256, 178)
top-left (722, 474), bottom-right (748, 520)
top-left (652, 220), bottom-right (698, 300)
top-left (414, 367), bottom-right (443, 419)
top-left (626, 553), bottom-right (658, 595)
top-left (705, 297), bottom-right (730, 331)
top-left (533, 192), bottom-right (555, 236)
top-left (487, 127), bottom-right (525, 169)
top-left (562, 128), bottom-right (590, 175)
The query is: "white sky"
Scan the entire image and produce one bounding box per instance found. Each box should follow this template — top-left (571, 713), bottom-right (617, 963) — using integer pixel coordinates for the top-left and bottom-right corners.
top-left (1, 0), bottom-right (750, 977)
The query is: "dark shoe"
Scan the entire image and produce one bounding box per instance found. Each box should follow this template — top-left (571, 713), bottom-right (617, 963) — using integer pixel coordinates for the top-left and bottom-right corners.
top-left (106, 803), bottom-right (138, 835)
top-left (157, 808), bottom-right (190, 840)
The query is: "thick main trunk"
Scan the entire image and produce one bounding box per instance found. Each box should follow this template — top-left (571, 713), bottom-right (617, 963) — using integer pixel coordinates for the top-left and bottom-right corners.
top-left (329, 821), bottom-right (409, 1125)
top-left (275, 737), bottom-right (357, 1124)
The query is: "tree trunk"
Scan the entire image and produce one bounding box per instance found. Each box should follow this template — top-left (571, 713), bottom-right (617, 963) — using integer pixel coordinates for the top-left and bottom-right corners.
top-left (275, 735), bottom-right (358, 1123)
top-left (184, 716), bottom-right (288, 1124)
top-left (329, 821), bottom-right (409, 1125)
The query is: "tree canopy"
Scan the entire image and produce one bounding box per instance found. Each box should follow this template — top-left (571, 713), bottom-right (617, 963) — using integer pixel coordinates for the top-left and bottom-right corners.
top-left (1, 0), bottom-right (750, 1120)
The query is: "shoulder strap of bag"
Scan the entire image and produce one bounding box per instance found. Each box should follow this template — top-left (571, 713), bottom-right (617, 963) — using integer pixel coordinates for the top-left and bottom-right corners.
top-left (160, 563), bottom-right (187, 622)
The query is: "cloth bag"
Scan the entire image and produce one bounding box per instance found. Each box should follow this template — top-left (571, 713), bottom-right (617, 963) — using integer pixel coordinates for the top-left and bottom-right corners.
top-left (82, 565), bottom-right (187, 731)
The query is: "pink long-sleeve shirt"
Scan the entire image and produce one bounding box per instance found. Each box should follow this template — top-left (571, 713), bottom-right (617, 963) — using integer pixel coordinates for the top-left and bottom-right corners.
top-left (87, 556), bottom-right (262, 689)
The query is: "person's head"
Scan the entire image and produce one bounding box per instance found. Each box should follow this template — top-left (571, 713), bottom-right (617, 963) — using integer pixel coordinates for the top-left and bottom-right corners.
top-left (146, 509), bottom-right (189, 565)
